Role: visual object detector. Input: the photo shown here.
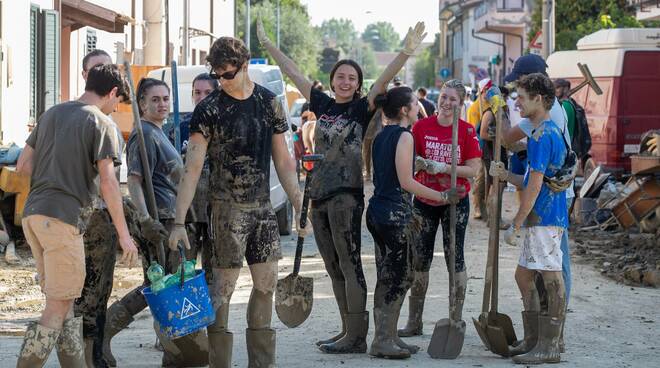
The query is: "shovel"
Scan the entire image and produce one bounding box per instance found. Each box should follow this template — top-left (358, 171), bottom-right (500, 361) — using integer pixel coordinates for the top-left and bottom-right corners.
top-left (428, 106), bottom-right (466, 359)
top-left (275, 154), bottom-right (323, 328)
top-left (481, 108), bottom-right (517, 356)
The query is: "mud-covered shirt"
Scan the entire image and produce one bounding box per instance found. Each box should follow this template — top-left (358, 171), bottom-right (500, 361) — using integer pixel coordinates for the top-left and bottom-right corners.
top-left (524, 120), bottom-right (568, 228)
top-left (189, 83), bottom-right (288, 204)
top-left (309, 88), bottom-right (375, 200)
top-left (127, 120), bottom-right (183, 220)
top-left (24, 101), bottom-right (122, 228)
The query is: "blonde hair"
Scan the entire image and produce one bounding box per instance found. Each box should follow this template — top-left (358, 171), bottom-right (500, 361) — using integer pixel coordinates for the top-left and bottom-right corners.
top-left (442, 79), bottom-right (467, 102)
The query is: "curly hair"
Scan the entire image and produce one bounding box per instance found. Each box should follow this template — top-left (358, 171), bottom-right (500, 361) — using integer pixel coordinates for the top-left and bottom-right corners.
top-left (517, 73), bottom-right (555, 111)
top-left (206, 37), bottom-right (251, 70)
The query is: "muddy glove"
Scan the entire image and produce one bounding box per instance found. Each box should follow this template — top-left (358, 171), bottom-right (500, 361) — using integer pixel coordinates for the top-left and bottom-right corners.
top-left (168, 224), bottom-right (190, 251)
top-left (415, 156), bottom-right (428, 173)
top-left (402, 22), bottom-right (427, 56)
top-left (489, 161), bottom-right (509, 182)
top-left (426, 160), bottom-right (449, 175)
top-left (256, 18), bottom-right (272, 46)
top-left (440, 186), bottom-right (466, 205)
top-left (139, 217), bottom-right (168, 246)
top-left (504, 226), bottom-right (520, 246)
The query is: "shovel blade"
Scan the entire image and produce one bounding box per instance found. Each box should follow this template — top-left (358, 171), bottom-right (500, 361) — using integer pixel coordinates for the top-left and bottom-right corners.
top-left (485, 324), bottom-right (512, 357)
top-left (491, 312), bottom-right (517, 345)
top-left (472, 315), bottom-right (491, 350)
top-left (275, 274), bottom-right (313, 328)
top-left (427, 317), bottom-right (466, 359)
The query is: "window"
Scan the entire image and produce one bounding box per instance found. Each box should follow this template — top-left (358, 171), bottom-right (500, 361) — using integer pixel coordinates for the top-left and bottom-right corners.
top-left (497, 0), bottom-right (524, 11)
top-left (29, 5), bottom-right (38, 123)
top-left (86, 29), bottom-right (97, 54)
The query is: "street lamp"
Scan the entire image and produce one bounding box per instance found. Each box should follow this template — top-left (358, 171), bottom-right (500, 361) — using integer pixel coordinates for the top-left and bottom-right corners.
top-left (246, 0), bottom-right (250, 49)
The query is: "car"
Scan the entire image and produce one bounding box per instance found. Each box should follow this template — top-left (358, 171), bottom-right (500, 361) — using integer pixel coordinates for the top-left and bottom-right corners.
top-left (146, 64), bottom-right (295, 235)
top-left (289, 98), bottom-right (307, 130)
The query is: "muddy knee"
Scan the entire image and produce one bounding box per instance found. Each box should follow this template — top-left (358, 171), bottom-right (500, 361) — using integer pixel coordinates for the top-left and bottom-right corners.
top-left (410, 272), bottom-right (429, 297)
top-left (208, 268), bottom-right (240, 332)
top-left (246, 262), bottom-right (277, 329)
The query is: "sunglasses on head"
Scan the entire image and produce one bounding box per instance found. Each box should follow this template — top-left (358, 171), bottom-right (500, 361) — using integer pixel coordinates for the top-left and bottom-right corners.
top-left (210, 65), bottom-right (243, 80)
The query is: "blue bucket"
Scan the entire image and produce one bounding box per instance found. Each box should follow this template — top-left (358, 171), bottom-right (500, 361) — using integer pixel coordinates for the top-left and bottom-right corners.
top-left (143, 269), bottom-right (215, 339)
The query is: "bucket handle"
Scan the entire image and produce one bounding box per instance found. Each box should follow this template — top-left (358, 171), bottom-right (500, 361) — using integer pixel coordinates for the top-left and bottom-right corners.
top-left (178, 244), bottom-right (186, 289)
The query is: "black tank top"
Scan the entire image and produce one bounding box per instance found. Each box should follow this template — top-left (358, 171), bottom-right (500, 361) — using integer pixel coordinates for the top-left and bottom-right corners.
top-left (369, 125), bottom-right (413, 224)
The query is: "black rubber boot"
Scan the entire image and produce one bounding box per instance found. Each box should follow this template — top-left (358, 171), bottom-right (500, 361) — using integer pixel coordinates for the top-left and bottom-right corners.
top-left (513, 316), bottom-right (562, 364)
top-left (101, 303), bottom-right (134, 366)
top-left (316, 280), bottom-right (348, 346)
top-left (369, 306), bottom-right (410, 359)
top-left (319, 312), bottom-right (368, 354)
top-left (246, 328), bottom-right (276, 368)
top-left (510, 311), bottom-right (539, 356)
top-left (16, 322), bottom-right (60, 368)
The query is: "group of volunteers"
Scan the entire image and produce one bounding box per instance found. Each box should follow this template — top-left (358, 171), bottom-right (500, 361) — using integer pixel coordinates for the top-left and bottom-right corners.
top-left (12, 15), bottom-right (574, 368)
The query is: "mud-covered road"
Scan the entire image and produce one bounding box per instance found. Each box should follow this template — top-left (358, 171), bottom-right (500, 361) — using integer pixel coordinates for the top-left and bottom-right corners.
top-left (1, 189), bottom-right (659, 367)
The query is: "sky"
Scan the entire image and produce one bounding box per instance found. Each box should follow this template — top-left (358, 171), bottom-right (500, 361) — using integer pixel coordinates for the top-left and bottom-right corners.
top-left (299, 0), bottom-right (440, 39)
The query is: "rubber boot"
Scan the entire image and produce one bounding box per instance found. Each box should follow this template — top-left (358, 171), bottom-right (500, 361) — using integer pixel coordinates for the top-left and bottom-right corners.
top-left (102, 303), bottom-right (134, 367)
top-left (559, 319), bottom-right (565, 353)
top-left (510, 311), bottom-right (539, 356)
top-left (55, 317), bottom-right (86, 368)
top-left (397, 296), bottom-right (424, 337)
top-left (246, 328), bottom-right (276, 368)
top-left (208, 330), bottom-right (233, 368)
top-left (512, 316), bottom-right (562, 364)
top-left (84, 338), bottom-right (94, 368)
top-left (369, 306), bottom-right (410, 359)
top-left (16, 322), bottom-right (61, 368)
top-left (319, 312), bottom-right (368, 354)
top-left (316, 281), bottom-right (348, 346)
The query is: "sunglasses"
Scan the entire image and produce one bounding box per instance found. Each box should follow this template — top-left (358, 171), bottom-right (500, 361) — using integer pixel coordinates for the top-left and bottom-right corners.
top-left (210, 65), bottom-right (243, 80)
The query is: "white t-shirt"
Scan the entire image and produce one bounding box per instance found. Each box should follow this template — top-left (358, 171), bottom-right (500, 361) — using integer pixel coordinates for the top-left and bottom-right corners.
top-left (518, 98), bottom-right (575, 199)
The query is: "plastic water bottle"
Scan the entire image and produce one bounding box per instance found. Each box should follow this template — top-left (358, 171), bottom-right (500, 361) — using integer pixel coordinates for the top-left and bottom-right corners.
top-left (147, 261), bottom-right (166, 293)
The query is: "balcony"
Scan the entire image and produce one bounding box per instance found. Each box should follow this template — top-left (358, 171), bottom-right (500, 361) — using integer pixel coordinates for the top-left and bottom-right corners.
top-left (473, 0), bottom-right (528, 35)
top-left (628, 0), bottom-right (660, 21)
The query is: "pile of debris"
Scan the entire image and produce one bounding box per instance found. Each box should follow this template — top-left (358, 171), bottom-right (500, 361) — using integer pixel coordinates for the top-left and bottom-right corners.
top-left (572, 229), bottom-right (660, 287)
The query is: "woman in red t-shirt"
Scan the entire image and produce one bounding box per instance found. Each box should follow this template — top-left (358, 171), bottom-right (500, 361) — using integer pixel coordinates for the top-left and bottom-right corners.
top-left (398, 79), bottom-right (482, 337)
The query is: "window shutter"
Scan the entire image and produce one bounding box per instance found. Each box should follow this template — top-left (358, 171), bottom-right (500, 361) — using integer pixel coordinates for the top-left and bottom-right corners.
top-left (38, 9), bottom-right (60, 116)
top-left (29, 4), bottom-right (39, 121)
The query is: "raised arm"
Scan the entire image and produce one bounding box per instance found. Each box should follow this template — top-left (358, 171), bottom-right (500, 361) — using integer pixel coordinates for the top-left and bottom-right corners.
top-left (367, 22), bottom-right (427, 108)
top-left (257, 18), bottom-right (313, 100)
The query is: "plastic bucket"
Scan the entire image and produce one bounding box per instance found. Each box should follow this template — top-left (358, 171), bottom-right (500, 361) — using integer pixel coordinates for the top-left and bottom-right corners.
top-left (143, 269), bottom-right (215, 339)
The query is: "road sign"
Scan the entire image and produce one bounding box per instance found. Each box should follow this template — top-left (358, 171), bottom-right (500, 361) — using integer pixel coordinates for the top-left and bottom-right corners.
top-left (439, 68), bottom-right (451, 79)
top-left (250, 58), bottom-right (268, 65)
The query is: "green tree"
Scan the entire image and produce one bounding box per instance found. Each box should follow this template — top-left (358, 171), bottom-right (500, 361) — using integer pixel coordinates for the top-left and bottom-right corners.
top-left (528, 0), bottom-right (660, 51)
top-left (316, 18), bottom-right (358, 55)
top-left (414, 33), bottom-right (440, 88)
top-left (236, 0), bottom-right (319, 79)
top-left (361, 22), bottom-right (401, 52)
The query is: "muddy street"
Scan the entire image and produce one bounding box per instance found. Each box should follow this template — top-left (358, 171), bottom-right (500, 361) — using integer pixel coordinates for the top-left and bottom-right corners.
top-left (1, 190), bottom-right (659, 367)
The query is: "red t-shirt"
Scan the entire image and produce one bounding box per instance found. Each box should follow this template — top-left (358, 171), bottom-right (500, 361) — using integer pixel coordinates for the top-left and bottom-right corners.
top-left (412, 116), bottom-right (482, 206)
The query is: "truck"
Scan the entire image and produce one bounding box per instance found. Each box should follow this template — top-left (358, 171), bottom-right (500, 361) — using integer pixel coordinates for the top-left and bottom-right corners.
top-left (547, 28), bottom-right (660, 175)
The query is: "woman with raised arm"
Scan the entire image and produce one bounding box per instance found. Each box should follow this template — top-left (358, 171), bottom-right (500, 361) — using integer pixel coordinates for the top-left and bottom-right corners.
top-left (258, 19), bottom-right (427, 354)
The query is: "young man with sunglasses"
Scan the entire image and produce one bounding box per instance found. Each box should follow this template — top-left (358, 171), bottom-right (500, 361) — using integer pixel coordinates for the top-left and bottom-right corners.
top-left (169, 37), bottom-right (308, 367)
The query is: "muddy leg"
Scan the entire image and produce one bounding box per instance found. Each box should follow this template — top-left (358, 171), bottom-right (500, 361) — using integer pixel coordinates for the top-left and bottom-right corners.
top-left (207, 267), bottom-right (240, 368)
top-left (246, 262), bottom-right (278, 367)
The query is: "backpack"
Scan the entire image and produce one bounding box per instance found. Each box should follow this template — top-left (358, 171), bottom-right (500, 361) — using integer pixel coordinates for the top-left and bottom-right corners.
top-left (567, 98), bottom-right (592, 160)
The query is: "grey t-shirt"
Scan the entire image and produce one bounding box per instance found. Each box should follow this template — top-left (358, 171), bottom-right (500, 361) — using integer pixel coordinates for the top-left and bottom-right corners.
top-left (23, 101), bottom-right (122, 228)
top-left (127, 120), bottom-right (183, 220)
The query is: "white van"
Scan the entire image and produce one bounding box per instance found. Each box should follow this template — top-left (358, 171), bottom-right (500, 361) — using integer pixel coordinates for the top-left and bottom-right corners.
top-left (147, 64), bottom-right (295, 235)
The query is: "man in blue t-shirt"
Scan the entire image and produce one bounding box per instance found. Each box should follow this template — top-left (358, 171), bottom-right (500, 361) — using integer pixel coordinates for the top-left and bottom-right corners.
top-left (489, 73), bottom-right (567, 364)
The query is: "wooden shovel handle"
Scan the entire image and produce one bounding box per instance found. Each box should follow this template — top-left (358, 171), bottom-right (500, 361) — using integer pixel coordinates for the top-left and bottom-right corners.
top-left (489, 108), bottom-right (505, 312)
top-left (448, 106), bottom-right (459, 314)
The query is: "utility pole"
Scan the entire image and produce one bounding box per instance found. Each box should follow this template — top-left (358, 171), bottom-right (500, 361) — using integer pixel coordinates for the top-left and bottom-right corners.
top-left (541, 0), bottom-right (555, 58)
top-left (246, 0), bottom-right (251, 50)
top-left (183, 0), bottom-right (189, 65)
top-left (277, 0), bottom-right (281, 49)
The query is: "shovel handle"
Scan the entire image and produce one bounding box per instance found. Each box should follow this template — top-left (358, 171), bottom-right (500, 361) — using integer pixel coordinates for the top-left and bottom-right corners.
top-left (178, 245), bottom-right (186, 289)
top-left (292, 158), bottom-right (317, 276)
top-left (489, 108), bottom-right (505, 311)
top-left (448, 106), bottom-right (459, 316)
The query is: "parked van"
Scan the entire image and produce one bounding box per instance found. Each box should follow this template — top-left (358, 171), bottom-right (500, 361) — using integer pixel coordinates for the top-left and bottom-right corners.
top-left (547, 28), bottom-right (660, 175)
top-left (145, 64), bottom-right (295, 234)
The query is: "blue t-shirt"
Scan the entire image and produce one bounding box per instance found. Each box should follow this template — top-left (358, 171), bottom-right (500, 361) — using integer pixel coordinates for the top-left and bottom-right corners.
top-left (523, 119), bottom-right (568, 228)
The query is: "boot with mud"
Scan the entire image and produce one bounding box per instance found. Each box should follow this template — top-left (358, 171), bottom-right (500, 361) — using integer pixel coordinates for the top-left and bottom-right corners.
top-left (85, 338), bottom-right (95, 368)
top-left (16, 322), bottom-right (61, 368)
top-left (319, 312), bottom-right (369, 354)
top-left (208, 329), bottom-right (233, 368)
top-left (102, 299), bottom-right (137, 366)
top-left (398, 296), bottom-right (425, 337)
top-left (246, 328), bottom-right (276, 368)
top-left (512, 315), bottom-right (563, 365)
top-left (451, 271), bottom-right (468, 321)
top-left (510, 311), bottom-right (539, 356)
top-left (316, 284), bottom-right (348, 346)
top-left (55, 316), bottom-right (86, 368)
top-left (369, 306), bottom-right (411, 359)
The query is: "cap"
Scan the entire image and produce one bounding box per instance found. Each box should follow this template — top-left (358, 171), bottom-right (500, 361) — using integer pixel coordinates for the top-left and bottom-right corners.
top-left (478, 78), bottom-right (492, 93)
top-left (504, 54), bottom-right (548, 83)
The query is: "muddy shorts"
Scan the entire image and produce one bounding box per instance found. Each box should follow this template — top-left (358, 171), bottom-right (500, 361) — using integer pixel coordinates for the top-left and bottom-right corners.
top-left (22, 214), bottom-right (86, 300)
top-left (519, 226), bottom-right (564, 271)
top-left (209, 201), bottom-right (281, 269)
top-left (412, 197), bottom-right (470, 273)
